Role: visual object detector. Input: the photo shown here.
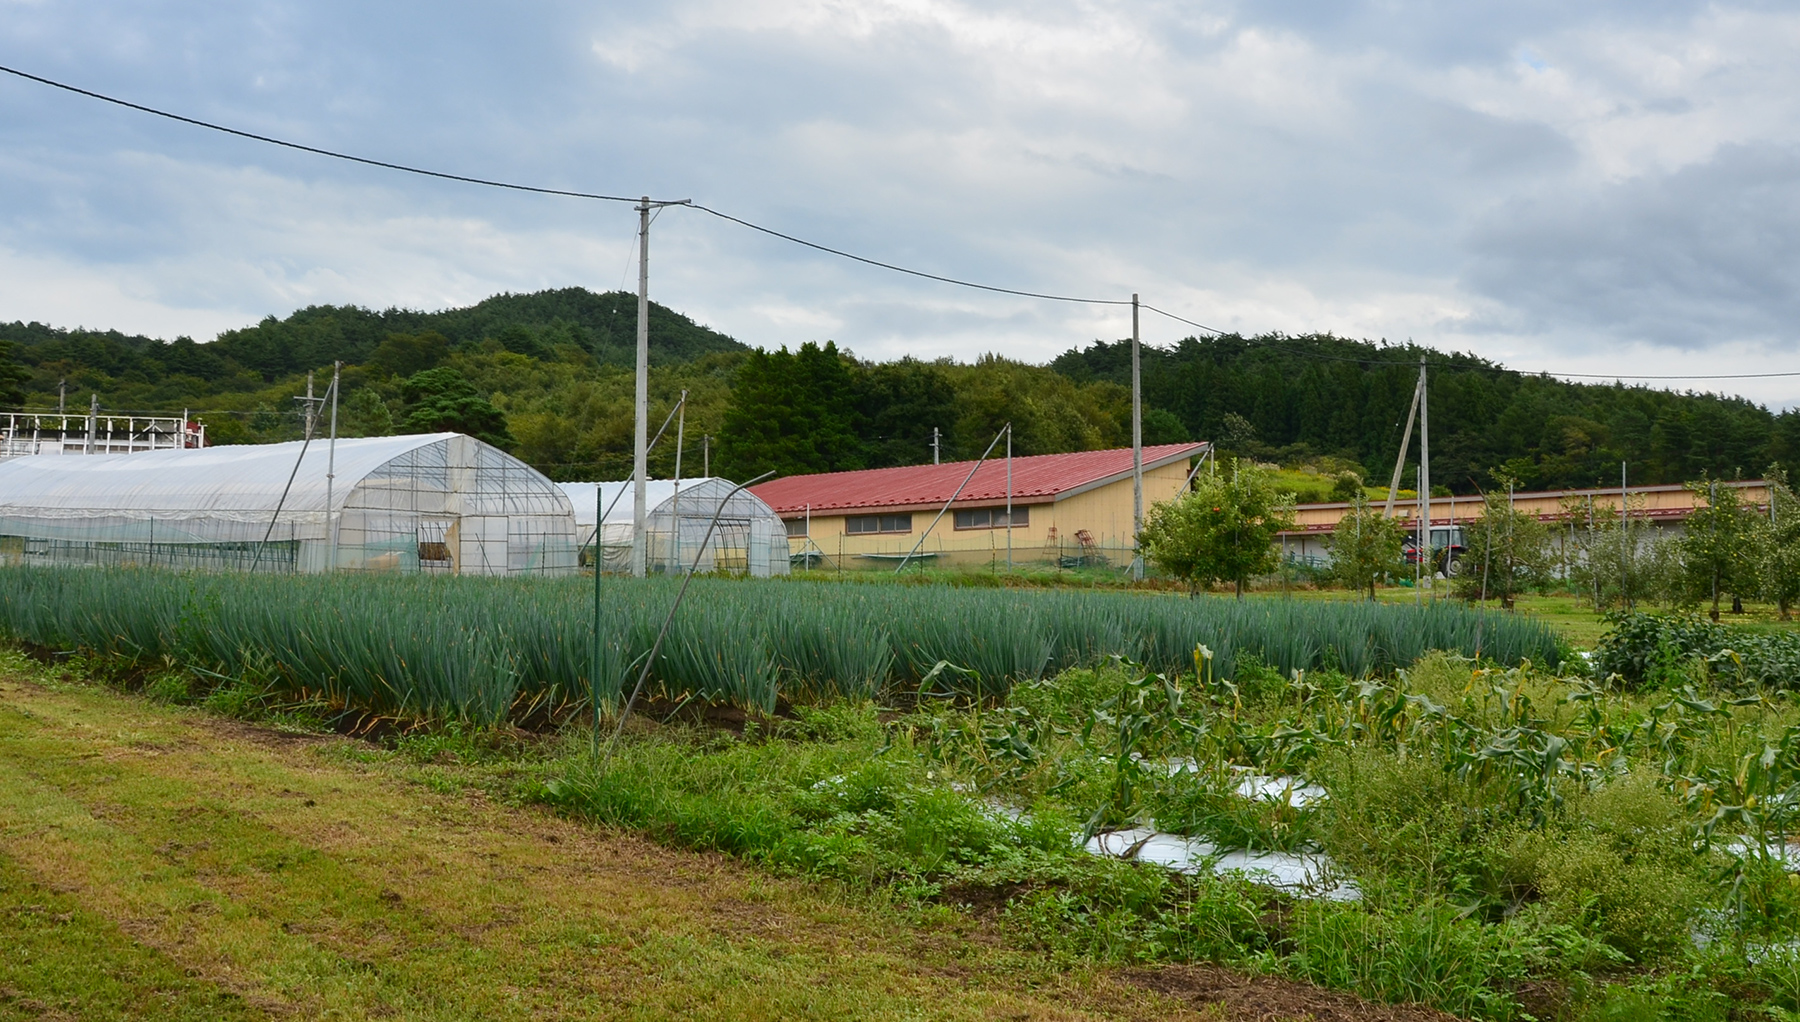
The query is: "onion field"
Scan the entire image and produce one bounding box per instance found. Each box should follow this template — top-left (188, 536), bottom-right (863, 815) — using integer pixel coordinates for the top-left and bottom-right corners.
top-left (0, 566), bottom-right (1561, 721)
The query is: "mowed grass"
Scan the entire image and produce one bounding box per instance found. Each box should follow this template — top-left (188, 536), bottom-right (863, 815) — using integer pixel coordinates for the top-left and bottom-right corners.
top-left (0, 653), bottom-right (1188, 1022)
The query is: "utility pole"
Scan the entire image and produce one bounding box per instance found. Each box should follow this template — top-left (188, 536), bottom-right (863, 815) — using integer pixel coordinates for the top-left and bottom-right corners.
top-left (326, 362), bottom-right (341, 571)
top-left (85, 393), bottom-right (97, 453)
top-left (932, 426), bottom-right (940, 466)
top-left (57, 379), bottom-right (65, 416)
top-left (1417, 355), bottom-right (1430, 596)
top-left (1384, 371), bottom-right (1424, 518)
top-left (1005, 423), bottom-right (1013, 571)
top-left (632, 197), bottom-right (651, 578)
top-left (1620, 461), bottom-right (1629, 610)
top-left (1131, 293), bottom-right (1143, 581)
top-left (630, 194), bottom-right (693, 578)
top-left (702, 434), bottom-right (710, 478)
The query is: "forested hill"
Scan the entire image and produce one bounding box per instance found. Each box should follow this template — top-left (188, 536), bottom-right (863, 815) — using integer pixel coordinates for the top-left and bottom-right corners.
top-left (0, 288), bottom-right (742, 403)
top-left (1, 289), bottom-right (1795, 491)
top-left (1053, 334), bottom-right (1798, 493)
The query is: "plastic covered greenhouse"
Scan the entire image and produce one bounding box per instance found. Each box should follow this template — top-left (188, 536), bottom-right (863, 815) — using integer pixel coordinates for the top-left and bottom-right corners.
top-left (0, 433), bottom-right (579, 575)
top-left (559, 478), bottom-right (790, 577)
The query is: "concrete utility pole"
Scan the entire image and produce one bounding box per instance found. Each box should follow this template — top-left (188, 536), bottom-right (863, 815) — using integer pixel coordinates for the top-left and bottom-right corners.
top-left (629, 195), bottom-right (693, 579)
top-left (1131, 293), bottom-right (1144, 581)
top-left (932, 426), bottom-right (940, 465)
top-left (1418, 355), bottom-right (1430, 596)
top-left (1005, 423), bottom-right (1013, 570)
top-left (326, 362), bottom-right (341, 571)
top-left (632, 197), bottom-right (652, 578)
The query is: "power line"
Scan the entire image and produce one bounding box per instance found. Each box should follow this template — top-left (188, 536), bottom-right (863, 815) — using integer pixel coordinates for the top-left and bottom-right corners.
top-left (687, 204), bottom-right (1129, 305)
top-left (4, 62), bottom-right (1798, 383)
top-left (0, 63), bottom-right (1123, 307)
top-left (0, 63), bottom-right (642, 204)
top-left (1139, 303), bottom-right (1800, 382)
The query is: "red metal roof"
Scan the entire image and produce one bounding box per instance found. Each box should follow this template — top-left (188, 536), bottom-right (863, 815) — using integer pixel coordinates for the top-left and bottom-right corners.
top-left (751, 443), bottom-right (1207, 515)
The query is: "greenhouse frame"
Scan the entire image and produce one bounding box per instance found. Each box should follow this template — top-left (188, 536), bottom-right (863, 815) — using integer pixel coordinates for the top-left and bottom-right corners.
top-left (559, 478), bottom-right (790, 577)
top-left (0, 433), bottom-right (579, 575)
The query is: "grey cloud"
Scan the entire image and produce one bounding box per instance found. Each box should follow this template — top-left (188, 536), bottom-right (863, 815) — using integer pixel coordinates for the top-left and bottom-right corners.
top-left (1462, 142), bottom-right (1800, 348)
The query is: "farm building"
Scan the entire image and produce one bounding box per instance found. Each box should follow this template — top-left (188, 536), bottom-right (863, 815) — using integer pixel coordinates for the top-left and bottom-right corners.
top-left (0, 432), bottom-right (579, 575)
top-left (752, 443), bottom-right (1208, 569)
top-left (558, 478), bottom-right (790, 577)
top-left (1278, 480), bottom-right (1772, 570)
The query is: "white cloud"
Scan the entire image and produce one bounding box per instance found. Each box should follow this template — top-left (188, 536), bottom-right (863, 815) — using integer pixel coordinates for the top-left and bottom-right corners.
top-left (3, 0), bottom-right (1799, 409)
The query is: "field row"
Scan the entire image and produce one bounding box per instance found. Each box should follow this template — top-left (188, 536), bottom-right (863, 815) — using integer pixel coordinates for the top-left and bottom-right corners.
top-left (0, 567), bottom-right (1562, 720)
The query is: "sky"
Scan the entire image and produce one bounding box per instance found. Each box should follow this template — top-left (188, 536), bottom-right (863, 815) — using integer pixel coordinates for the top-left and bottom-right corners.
top-left (1, 1), bottom-right (1798, 406)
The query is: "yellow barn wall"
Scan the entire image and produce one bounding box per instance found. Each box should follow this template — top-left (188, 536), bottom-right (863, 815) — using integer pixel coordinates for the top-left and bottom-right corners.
top-left (784, 459), bottom-right (1194, 569)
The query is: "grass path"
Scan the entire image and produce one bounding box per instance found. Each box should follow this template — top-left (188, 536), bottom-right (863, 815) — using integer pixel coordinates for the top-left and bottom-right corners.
top-left (0, 662), bottom-right (1182, 1022)
top-left (0, 655), bottom-right (1464, 1022)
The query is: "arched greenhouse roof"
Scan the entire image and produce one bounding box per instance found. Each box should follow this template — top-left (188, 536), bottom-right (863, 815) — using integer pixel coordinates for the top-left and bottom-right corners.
top-left (0, 433), bottom-right (565, 520)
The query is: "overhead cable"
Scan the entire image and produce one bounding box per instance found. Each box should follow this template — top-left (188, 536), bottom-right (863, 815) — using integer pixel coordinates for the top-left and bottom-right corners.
top-left (0, 63), bottom-right (642, 204)
top-left (3, 62), bottom-right (1796, 382)
top-left (687, 204), bottom-right (1129, 305)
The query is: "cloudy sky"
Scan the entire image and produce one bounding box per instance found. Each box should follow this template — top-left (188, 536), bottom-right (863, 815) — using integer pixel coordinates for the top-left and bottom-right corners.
top-left (2, 1), bottom-right (1798, 404)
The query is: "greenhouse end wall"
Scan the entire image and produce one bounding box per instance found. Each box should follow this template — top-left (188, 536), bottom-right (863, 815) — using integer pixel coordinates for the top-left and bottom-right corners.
top-left (0, 433), bottom-right (579, 576)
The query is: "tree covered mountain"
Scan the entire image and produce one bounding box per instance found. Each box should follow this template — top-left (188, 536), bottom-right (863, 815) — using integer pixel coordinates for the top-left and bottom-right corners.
top-left (1053, 334), bottom-right (1797, 493)
top-left (1, 290), bottom-right (1794, 491)
top-left (0, 288), bottom-right (743, 408)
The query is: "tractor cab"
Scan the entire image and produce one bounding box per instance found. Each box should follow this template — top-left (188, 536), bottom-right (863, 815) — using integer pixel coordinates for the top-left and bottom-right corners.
top-left (1402, 525), bottom-right (1467, 577)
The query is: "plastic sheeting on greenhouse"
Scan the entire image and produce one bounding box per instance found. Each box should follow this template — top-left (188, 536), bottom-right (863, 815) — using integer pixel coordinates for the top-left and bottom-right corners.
top-left (0, 432), bottom-right (578, 575)
top-left (558, 478), bottom-right (790, 577)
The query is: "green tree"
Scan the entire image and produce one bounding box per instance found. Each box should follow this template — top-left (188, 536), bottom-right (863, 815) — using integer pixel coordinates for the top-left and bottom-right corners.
top-left (399, 367), bottom-right (513, 448)
top-left (1561, 492), bottom-right (1659, 612)
top-left (0, 338), bottom-right (28, 408)
top-left (1140, 459), bottom-right (1296, 597)
top-left (1326, 493), bottom-right (1404, 600)
top-left (1679, 479), bottom-right (1764, 621)
top-left (855, 357), bottom-right (956, 467)
top-left (1762, 467), bottom-right (1800, 620)
top-left (341, 388), bottom-right (395, 438)
top-left (1453, 490), bottom-right (1551, 609)
top-left (368, 331), bottom-right (450, 378)
top-left (719, 342), bottom-right (864, 478)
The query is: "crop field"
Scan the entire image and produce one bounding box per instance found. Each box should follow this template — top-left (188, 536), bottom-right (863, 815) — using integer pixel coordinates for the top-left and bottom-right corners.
top-left (14, 566), bottom-right (1800, 1018)
top-left (0, 566), bottom-right (1560, 723)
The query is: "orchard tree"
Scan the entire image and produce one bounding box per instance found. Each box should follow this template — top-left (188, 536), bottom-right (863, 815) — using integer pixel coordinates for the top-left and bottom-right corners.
top-left (1763, 467), bottom-right (1800, 620)
top-left (1327, 492), bottom-right (1404, 600)
top-left (1140, 459), bottom-right (1296, 598)
top-left (1680, 479), bottom-right (1764, 621)
top-left (1453, 488), bottom-right (1551, 609)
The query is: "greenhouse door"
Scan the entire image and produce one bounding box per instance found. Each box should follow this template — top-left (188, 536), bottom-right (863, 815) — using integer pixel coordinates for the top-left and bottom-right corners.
top-left (418, 519), bottom-right (454, 574)
top-left (457, 516), bottom-right (508, 575)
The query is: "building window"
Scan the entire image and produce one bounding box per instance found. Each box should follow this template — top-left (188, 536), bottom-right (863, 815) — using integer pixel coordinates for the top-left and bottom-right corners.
top-left (953, 507), bottom-right (1029, 530)
top-left (845, 513), bottom-right (912, 535)
top-left (784, 517), bottom-right (809, 538)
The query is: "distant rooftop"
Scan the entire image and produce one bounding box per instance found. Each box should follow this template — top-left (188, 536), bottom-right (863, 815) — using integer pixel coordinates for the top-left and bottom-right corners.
top-left (751, 443), bottom-right (1208, 516)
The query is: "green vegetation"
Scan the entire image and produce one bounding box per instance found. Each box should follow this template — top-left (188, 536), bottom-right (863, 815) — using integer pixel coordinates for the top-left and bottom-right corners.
top-left (8, 288), bottom-right (1800, 494)
top-left (0, 567), bottom-right (1559, 723)
top-left (1326, 493), bottom-right (1406, 600)
top-left (1055, 334), bottom-right (1794, 492)
top-left (540, 647), bottom-right (1800, 1019)
top-left (1140, 460), bottom-right (1297, 597)
top-left (3, 655), bottom-right (1189, 1022)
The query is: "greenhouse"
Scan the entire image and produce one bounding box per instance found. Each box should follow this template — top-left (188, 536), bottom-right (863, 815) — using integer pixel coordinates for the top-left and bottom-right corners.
top-left (0, 432), bottom-right (579, 575)
top-left (559, 478), bottom-right (790, 577)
